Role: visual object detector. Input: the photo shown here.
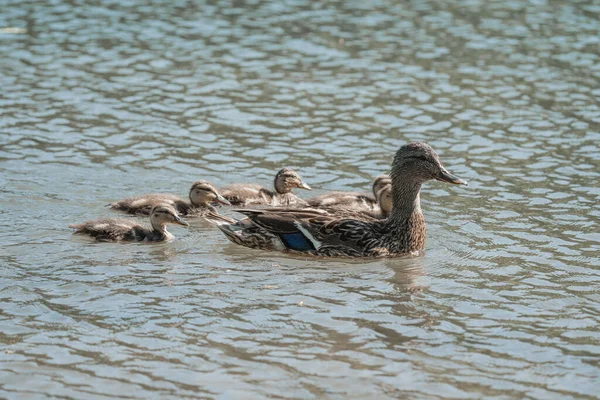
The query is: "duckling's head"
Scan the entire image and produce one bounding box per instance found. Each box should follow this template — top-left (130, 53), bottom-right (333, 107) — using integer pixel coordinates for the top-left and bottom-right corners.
top-left (274, 168), bottom-right (311, 194)
top-left (391, 142), bottom-right (467, 186)
top-left (189, 181), bottom-right (231, 207)
top-left (372, 174), bottom-right (392, 197)
top-left (150, 204), bottom-right (189, 231)
top-left (377, 184), bottom-right (393, 216)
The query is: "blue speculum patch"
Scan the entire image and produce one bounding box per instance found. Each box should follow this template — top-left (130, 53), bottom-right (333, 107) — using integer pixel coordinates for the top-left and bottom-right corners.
top-left (279, 232), bottom-right (315, 251)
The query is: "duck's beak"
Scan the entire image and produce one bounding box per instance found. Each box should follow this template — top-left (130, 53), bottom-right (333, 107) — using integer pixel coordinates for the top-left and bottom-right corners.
top-left (437, 168), bottom-right (468, 185)
top-left (298, 181), bottom-right (312, 191)
top-left (214, 193), bottom-right (231, 206)
top-left (173, 214), bottom-right (189, 226)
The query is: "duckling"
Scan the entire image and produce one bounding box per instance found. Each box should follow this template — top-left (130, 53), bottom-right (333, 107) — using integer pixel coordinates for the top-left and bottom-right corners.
top-left (205, 142), bottom-right (467, 257)
top-left (220, 168), bottom-right (311, 206)
top-left (306, 174), bottom-right (391, 213)
top-left (372, 174), bottom-right (392, 195)
top-left (70, 204), bottom-right (189, 242)
top-left (376, 184), bottom-right (393, 218)
top-left (110, 181), bottom-right (230, 216)
top-left (315, 183), bottom-right (393, 220)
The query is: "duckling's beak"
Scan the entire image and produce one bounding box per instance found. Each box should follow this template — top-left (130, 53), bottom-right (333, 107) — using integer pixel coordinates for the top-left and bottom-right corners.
top-left (173, 215), bottom-right (189, 226)
top-left (298, 181), bottom-right (312, 191)
top-left (437, 168), bottom-right (468, 185)
top-left (214, 193), bottom-right (231, 206)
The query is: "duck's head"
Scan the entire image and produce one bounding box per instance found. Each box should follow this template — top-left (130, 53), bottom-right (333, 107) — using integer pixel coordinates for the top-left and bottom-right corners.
top-left (150, 204), bottom-right (189, 230)
top-left (274, 168), bottom-right (311, 194)
top-left (189, 181), bottom-right (231, 207)
top-left (391, 142), bottom-right (467, 186)
top-left (376, 184), bottom-right (393, 216)
top-left (372, 174), bottom-right (392, 197)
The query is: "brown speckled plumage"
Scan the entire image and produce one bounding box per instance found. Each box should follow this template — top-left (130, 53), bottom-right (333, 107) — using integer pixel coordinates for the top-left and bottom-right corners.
top-left (204, 143), bottom-right (467, 257)
top-left (70, 204), bottom-right (189, 242)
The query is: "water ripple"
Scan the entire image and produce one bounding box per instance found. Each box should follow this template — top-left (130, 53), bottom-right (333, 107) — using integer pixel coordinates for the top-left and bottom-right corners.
top-left (1, 0), bottom-right (600, 398)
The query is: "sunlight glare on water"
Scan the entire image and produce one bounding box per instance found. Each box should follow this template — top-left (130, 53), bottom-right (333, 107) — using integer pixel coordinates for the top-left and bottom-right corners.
top-left (1, 0), bottom-right (599, 398)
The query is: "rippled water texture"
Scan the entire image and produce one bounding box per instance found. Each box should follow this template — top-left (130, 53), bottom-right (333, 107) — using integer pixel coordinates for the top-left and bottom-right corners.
top-left (1, 0), bottom-right (599, 398)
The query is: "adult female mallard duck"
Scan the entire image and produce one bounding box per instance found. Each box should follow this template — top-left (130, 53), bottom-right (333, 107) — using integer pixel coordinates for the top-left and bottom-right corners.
top-left (307, 174), bottom-right (391, 213)
top-left (110, 181), bottom-right (230, 216)
top-left (70, 204), bottom-right (189, 242)
top-left (220, 168), bottom-right (311, 206)
top-left (204, 142), bottom-right (466, 257)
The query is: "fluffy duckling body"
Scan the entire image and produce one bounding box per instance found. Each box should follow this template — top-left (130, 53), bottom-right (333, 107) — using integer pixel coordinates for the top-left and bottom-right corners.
top-left (312, 184), bottom-right (393, 220)
top-left (375, 185), bottom-right (393, 218)
top-left (205, 143), bottom-right (466, 257)
top-left (307, 174), bottom-right (391, 213)
top-left (220, 168), bottom-right (311, 207)
top-left (110, 181), bottom-right (230, 216)
top-left (70, 205), bottom-right (189, 242)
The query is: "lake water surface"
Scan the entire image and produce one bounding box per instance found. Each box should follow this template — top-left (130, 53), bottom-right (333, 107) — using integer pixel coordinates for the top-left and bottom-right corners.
top-left (1, 0), bottom-right (599, 398)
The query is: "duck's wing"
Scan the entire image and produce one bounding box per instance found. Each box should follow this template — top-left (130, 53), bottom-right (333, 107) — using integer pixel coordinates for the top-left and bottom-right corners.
top-left (233, 209), bottom-right (325, 232)
top-left (232, 208), bottom-right (378, 252)
top-left (256, 206), bottom-right (381, 221)
top-left (317, 207), bottom-right (383, 221)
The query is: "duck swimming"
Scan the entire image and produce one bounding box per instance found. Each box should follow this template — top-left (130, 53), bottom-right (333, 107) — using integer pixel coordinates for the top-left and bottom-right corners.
top-left (220, 168), bottom-right (311, 206)
top-left (374, 184), bottom-right (392, 218)
top-left (313, 183), bottom-right (393, 220)
top-left (70, 204), bottom-right (189, 242)
top-left (307, 174), bottom-right (391, 214)
top-left (110, 181), bottom-right (230, 216)
top-left (204, 143), bottom-right (466, 257)
top-left (372, 174), bottom-right (392, 194)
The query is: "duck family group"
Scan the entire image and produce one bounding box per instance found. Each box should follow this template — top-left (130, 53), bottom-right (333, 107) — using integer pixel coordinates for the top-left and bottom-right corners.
top-left (70, 142), bottom-right (467, 257)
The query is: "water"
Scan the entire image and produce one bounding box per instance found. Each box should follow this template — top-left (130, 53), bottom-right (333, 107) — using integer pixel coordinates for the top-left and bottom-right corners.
top-left (1, 0), bottom-right (599, 398)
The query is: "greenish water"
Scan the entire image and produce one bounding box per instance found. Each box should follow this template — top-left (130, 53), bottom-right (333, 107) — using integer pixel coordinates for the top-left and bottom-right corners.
top-left (1, 0), bottom-right (599, 398)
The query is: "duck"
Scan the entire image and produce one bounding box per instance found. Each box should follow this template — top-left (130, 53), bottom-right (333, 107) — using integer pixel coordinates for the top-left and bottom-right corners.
top-left (204, 142), bottom-right (467, 257)
top-left (220, 168), bottom-right (311, 207)
top-left (372, 174), bottom-right (392, 195)
top-left (306, 174), bottom-right (392, 213)
top-left (374, 183), bottom-right (392, 218)
top-left (315, 183), bottom-right (393, 220)
top-left (109, 181), bottom-right (230, 216)
top-left (70, 204), bottom-right (189, 242)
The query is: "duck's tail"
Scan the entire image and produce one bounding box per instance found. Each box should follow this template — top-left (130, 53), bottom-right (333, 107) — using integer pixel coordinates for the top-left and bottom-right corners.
top-left (204, 211), bottom-right (250, 246)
